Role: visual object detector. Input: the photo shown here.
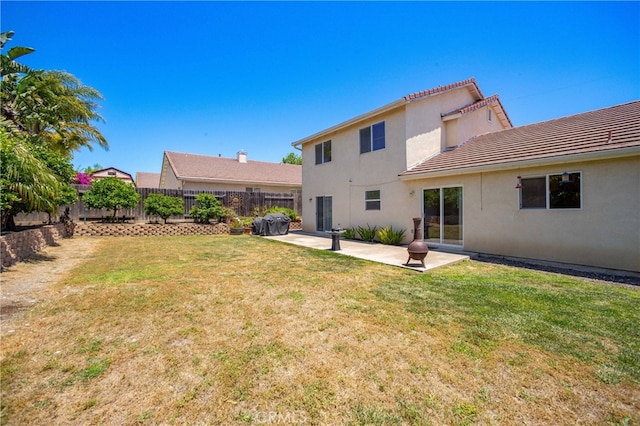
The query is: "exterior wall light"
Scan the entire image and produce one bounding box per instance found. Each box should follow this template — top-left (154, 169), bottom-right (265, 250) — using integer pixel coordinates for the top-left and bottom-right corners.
top-left (515, 176), bottom-right (523, 189)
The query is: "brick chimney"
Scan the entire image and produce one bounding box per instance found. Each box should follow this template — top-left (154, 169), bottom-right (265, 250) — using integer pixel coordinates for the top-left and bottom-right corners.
top-left (237, 150), bottom-right (247, 163)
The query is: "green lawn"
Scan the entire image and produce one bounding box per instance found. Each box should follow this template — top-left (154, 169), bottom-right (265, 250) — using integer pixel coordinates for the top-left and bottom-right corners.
top-left (1, 235), bottom-right (638, 425)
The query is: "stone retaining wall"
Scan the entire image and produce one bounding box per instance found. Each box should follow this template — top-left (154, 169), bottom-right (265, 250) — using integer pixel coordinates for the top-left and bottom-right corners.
top-left (73, 221), bottom-right (302, 237)
top-left (73, 222), bottom-right (231, 237)
top-left (2, 221), bottom-right (303, 269)
top-left (1, 223), bottom-right (72, 269)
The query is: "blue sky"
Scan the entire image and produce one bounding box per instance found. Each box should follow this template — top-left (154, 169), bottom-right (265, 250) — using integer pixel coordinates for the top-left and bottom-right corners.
top-left (2, 1), bottom-right (638, 175)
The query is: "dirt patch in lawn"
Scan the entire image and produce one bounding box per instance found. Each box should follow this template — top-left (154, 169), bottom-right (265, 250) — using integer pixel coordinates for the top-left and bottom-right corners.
top-left (1, 237), bottom-right (104, 331)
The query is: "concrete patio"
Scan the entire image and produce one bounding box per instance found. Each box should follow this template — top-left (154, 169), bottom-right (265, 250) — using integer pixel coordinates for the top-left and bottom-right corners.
top-left (264, 231), bottom-right (471, 272)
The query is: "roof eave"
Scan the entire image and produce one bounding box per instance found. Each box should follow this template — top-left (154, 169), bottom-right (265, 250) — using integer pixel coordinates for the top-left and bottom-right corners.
top-left (398, 146), bottom-right (640, 180)
top-left (440, 95), bottom-right (513, 129)
top-left (441, 112), bottom-right (462, 122)
top-left (292, 78), bottom-right (488, 147)
top-left (405, 78), bottom-right (483, 103)
top-left (292, 98), bottom-right (406, 147)
top-left (178, 176), bottom-right (301, 187)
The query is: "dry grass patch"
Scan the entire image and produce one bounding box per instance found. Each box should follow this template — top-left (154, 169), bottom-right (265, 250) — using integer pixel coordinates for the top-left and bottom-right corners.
top-left (1, 235), bottom-right (638, 425)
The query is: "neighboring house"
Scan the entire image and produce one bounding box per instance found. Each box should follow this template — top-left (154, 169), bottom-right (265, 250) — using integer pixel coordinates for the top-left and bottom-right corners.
top-left (159, 150), bottom-right (302, 193)
top-left (292, 78), bottom-right (640, 272)
top-left (136, 172), bottom-right (161, 188)
top-left (91, 167), bottom-right (135, 185)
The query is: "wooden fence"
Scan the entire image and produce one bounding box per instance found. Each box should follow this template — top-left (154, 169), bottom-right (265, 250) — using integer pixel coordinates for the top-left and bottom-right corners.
top-left (17, 187), bottom-right (302, 224)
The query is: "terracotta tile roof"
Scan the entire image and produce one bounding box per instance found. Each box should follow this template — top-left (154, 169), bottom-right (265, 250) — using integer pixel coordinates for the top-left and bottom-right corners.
top-left (404, 77), bottom-right (483, 102)
top-left (293, 78), bottom-right (485, 147)
top-left (441, 94), bottom-right (513, 128)
top-left (164, 151), bottom-right (301, 186)
top-left (136, 172), bottom-right (161, 188)
top-left (400, 100), bottom-right (640, 178)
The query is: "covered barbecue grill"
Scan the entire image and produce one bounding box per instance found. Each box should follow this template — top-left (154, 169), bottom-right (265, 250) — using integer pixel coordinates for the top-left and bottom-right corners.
top-left (252, 213), bottom-right (291, 236)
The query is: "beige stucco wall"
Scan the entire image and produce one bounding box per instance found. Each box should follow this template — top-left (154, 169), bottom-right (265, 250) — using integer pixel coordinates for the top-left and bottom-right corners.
top-left (445, 104), bottom-right (508, 149)
top-left (300, 88), bottom-right (512, 240)
top-left (418, 155), bottom-right (639, 272)
top-left (405, 89), bottom-right (477, 168)
top-left (300, 106), bottom-right (424, 237)
top-left (161, 165), bottom-right (182, 189)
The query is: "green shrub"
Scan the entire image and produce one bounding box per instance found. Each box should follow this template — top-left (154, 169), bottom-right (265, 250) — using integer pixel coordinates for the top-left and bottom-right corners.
top-left (376, 226), bottom-right (406, 245)
top-left (356, 224), bottom-right (378, 242)
top-left (188, 193), bottom-right (223, 223)
top-left (219, 207), bottom-right (237, 223)
top-left (143, 193), bottom-right (184, 224)
top-left (83, 177), bottom-right (140, 221)
top-left (342, 227), bottom-right (357, 240)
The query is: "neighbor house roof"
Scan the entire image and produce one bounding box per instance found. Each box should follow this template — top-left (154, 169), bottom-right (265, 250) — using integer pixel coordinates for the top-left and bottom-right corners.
top-left (136, 172), bottom-right (161, 188)
top-left (400, 100), bottom-right (640, 179)
top-left (292, 77), bottom-right (510, 147)
top-left (163, 151), bottom-right (301, 187)
top-left (90, 167), bottom-right (135, 183)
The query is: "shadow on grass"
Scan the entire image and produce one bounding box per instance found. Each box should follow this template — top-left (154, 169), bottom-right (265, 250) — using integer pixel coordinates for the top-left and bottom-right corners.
top-left (1, 250), bottom-right (60, 273)
top-left (22, 251), bottom-right (60, 263)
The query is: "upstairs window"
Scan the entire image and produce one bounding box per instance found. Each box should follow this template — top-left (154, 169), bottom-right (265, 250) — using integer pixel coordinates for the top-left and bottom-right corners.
top-left (365, 190), bottom-right (381, 210)
top-left (360, 121), bottom-right (385, 154)
top-left (315, 140), bottom-right (331, 165)
top-left (520, 172), bottom-right (581, 209)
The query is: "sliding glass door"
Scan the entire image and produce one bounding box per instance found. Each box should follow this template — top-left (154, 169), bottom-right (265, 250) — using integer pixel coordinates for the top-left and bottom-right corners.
top-left (423, 187), bottom-right (463, 246)
top-left (316, 196), bottom-right (332, 232)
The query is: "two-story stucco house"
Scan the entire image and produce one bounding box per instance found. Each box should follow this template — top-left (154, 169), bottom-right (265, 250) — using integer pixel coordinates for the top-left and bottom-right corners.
top-left (292, 78), bottom-right (640, 273)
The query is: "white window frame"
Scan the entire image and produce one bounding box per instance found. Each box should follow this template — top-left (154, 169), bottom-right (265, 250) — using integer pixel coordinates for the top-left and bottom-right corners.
top-left (422, 185), bottom-right (464, 247)
top-left (315, 140), bottom-right (331, 165)
top-left (359, 121), bottom-right (386, 154)
top-left (365, 190), bottom-right (381, 210)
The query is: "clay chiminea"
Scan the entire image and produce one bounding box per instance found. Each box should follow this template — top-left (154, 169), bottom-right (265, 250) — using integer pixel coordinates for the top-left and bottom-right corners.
top-left (406, 217), bottom-right (429, 267)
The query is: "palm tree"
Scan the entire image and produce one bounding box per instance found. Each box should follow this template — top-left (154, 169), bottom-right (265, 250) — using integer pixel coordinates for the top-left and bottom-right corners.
top-left (0, 31), bottom-right (33, 76)
top-left (1, 31), bottom-right (34, 134)
top-left (2, 69), bottom-right (108, 155)
top-left (1, 31), bottom-right (108, 230)
top-left (1, 31), bottom-right (108, 156)
top-left (25, 70), bottom-right (108, 154)
top-left (0, 131), bottom-right (62, 230)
